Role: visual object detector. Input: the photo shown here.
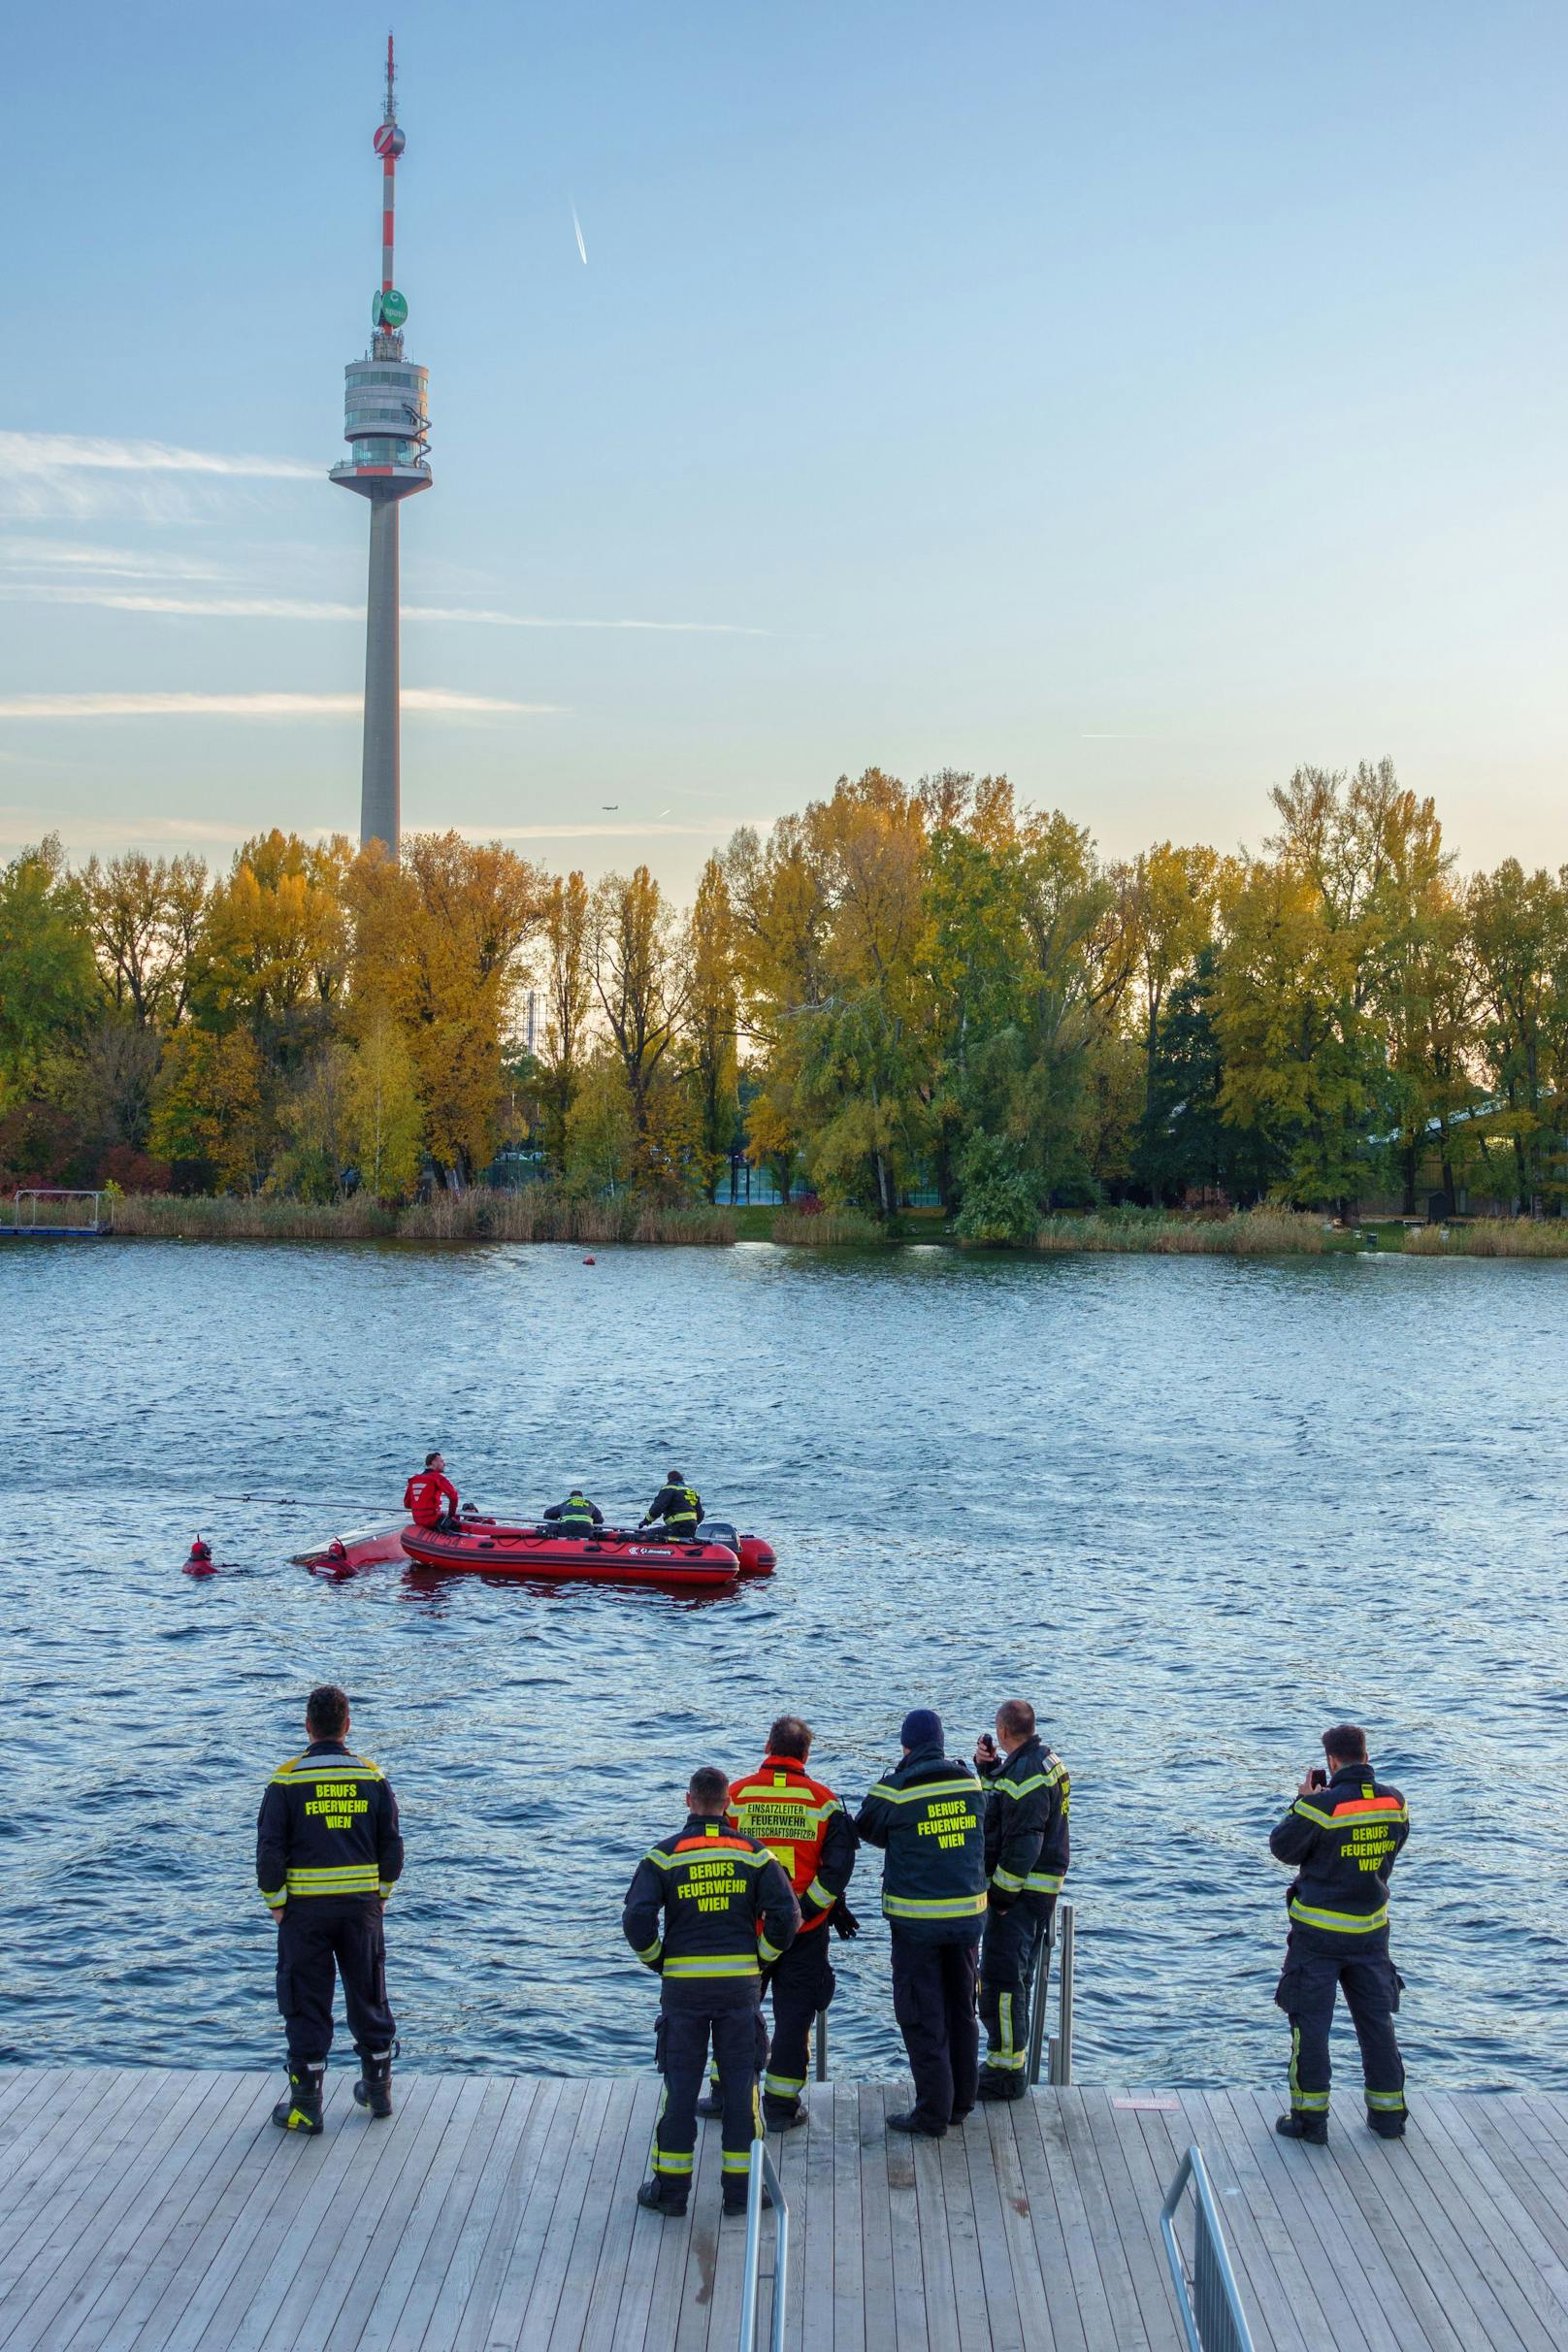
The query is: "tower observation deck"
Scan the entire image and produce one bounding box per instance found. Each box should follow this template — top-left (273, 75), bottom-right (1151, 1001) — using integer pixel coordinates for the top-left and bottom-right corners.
top-left (330, 33), bottom-right (431, 858)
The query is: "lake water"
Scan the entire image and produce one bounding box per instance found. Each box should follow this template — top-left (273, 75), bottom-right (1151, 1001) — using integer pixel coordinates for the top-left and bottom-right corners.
top-left (3, 1237), bottom-right (1566, 2094)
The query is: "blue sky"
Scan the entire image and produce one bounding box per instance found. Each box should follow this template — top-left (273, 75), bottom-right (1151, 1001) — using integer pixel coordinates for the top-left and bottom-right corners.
top-left (4, 0), bottom-right (1564, 889)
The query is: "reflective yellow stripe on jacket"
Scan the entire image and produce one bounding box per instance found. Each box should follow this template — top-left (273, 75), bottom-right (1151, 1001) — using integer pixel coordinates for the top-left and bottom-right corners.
top-left (285, 1864), bottom-right (382, 1897)
top-left (1289, 1897), bottom-right (1390, 1935)
top-left (884, 1891), bottom-right (989, 1921)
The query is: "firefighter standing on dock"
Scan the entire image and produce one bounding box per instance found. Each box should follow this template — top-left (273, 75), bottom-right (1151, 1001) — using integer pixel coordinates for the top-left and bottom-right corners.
top-left (623, 1765), bottom-right (800, 2217)
top-left (854, 1710), bottom-right (988, 2138)
top-left (256, 1683), bottom-right (403, 2136)
top-left (974, 1698), bottom-right (1069, 2099)
top-left (1269, 1721), bottom-right (1410, 2142)
top-left (722, 1716), bottom-right (859, 2129)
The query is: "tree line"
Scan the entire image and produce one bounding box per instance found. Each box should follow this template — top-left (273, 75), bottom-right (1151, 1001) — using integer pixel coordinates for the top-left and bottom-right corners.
top-left (2, 759), bottom-right (1565, 1228)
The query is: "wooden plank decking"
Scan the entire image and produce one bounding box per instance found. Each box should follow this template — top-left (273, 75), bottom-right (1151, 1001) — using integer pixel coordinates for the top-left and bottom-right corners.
top-left (3, 2065), bottom-right (1567, 2352)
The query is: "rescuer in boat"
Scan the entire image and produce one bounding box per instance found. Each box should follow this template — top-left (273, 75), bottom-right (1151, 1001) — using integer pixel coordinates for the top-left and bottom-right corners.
top-left (1269, 1721), bottom-right (1410, 2143)
top-left (542, 1487), bottom-right (604, 1531)
top-left (718, 1716), bottom-right (859, 2130)
top-left (404, 1451), bottom-right (460, 1531)
top-left (256, 1682), bottom-right (403, 2137)
top-left (854, 1709), bottom-right (988, 2139)
top-left (622, 1764), bottom-right (800, 2218)
top-left (638, 1470), bottom-right (702, 1539)
top-left (973, 1698), bottom-right (1069, 2100)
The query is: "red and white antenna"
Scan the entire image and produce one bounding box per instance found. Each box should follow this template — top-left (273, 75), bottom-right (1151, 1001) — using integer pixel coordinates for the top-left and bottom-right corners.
top-left (372, 31), bottom-right (406, 306)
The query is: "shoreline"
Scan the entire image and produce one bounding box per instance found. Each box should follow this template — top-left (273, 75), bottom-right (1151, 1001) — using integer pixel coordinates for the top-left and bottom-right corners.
top-left (7, 1194), bottom-right (1568, 1256)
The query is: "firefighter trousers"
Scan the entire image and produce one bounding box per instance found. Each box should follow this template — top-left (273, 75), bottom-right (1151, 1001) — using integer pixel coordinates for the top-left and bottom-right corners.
top-left (891, 1933), bottom-right (979, 2133)
top-left (1275, 1929), bottom-right (1405, 2120)
top-left (653, 1999), bottom-right (762, 2192)
top-left (763, 1928), bottom-right (835, 2114)
top-left (276, 1898), bottom-right (396, 2066)
top-left (978, 1894), bottom-right (1053, 2077)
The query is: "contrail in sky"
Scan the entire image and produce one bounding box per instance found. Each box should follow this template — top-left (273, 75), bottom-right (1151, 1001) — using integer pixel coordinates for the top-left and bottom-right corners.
top-left (572, 203), bottom-right (587, 265)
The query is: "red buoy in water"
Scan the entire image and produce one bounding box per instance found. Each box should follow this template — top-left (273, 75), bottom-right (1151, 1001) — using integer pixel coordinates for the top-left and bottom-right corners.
top-left (583, 1256), bottom-right (596, 1265)
top-left (183, 1537), bottom-right (216, 1578)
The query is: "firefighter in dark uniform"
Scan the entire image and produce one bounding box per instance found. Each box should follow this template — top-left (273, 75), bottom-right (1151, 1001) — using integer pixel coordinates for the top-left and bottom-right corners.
top-left (639, 1471), bottom-right (702, 1538)
top-left (1269, 1721), bottom-right (1410, 2142)
top-left (542, 1487), bottom-right (604, 1530)
top-left (623, 1764), bottom-right (800, 2216)
top-left (854, 1709), bottom-right (988, 2138)
top-left (723, 1715), bottom-right (859, 2129)
top-left (974, 1697), bottom-right (1069, 2099)
top-left (256, 1682), bottom-right (404, 2136)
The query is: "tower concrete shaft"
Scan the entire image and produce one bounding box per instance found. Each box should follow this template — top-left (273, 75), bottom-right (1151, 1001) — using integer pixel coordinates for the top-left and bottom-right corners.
top-left (330, 33), bottom-right (431, 859)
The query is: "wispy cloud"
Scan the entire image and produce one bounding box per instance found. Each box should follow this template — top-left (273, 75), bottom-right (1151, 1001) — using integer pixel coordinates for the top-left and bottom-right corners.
top-left (0, 430), bottom-right (318, 520)
top-left (0, 689), bottom-right (558, 720)
top-left (0, 802), bottom-right (251, 845)
top-left (0, 539), bottom-right (230, 583)
top-left (0, 581), bottom-right (766, 634)
top-left (0, 432), bottom-right (318, 480)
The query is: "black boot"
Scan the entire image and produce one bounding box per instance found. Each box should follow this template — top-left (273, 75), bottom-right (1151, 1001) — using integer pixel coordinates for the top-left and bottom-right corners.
top-left (353, 2044), bottom-right (395, 2121)
top-left (272, 2062), bottom-right (325, 2136)
top-left (723, 2179), bottom-right (773, 2217)
top-left (762, 2099), bottom-right (803, 2133)
top-left (1275, 2110), bottom-right (1327, 2144)
top-left (637, 2178), bottom-right (689, 2218)
top-left (1367, 2110), bottom-right (1407, 2140)
top-left (695, 2087), bottom-right (722, 2120)
top-left (977, 2070), bottom-right (1026, 2102)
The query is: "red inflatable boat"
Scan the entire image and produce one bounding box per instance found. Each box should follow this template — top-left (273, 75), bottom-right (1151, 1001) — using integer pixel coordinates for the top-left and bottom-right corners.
top-left (400, 1519), bottom-right (774, 1591)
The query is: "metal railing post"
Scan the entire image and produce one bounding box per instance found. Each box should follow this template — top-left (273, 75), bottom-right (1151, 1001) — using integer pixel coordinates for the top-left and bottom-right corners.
top-left (1160, 2144), bottom-right (1257, 2352)
top-left (737, 2138), bottom-right (789, 2352)
top-left (1054, 1901), bottom-right (1074, 2086)
top-left (1025, 1908), bottom-right (1056, 2088)
top-left (814, 2007), bottom-right (828, 2082)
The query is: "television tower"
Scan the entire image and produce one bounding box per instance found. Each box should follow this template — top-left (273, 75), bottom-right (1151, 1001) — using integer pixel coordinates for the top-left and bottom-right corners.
top-left (330, 33), bottom-right (431, 858)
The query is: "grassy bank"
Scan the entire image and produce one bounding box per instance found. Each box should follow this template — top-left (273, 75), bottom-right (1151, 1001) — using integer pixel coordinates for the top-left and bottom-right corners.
top-left (104, 1190), bottom-right (735, 1245)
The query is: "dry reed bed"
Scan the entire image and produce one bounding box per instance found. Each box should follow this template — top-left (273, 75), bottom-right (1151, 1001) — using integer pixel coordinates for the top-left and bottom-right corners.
top-left (771, 1208), bottom-right (888, 1245)
top-left (1033, 1210), bottom-right (1330, 1255)
top-left (1402, 1218), bottom-right (1568, 1257)
top-left (105, 1191), bottom-right (735, 1245)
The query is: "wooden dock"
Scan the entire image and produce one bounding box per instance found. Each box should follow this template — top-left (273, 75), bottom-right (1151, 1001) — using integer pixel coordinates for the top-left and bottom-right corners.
top-left (4, 2064), bottom-right (1568, 2351)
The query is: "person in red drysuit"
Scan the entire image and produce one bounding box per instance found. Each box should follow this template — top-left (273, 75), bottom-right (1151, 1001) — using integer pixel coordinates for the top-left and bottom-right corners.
top-left (404, 1451), bottom-right (460, 1530)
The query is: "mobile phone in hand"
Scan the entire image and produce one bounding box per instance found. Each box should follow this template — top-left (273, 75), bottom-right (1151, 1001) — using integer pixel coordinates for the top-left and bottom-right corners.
top-left (1308, 1767), bottom-right (1327, 1789)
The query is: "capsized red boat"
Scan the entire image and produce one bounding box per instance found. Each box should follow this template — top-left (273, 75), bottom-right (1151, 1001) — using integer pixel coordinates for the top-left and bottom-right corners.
top-left (399, 1518), bottom-right (775, 1591)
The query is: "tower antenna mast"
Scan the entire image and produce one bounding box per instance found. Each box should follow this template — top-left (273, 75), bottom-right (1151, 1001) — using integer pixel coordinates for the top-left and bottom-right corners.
top-left (329, 31), bottom-right (431, 859)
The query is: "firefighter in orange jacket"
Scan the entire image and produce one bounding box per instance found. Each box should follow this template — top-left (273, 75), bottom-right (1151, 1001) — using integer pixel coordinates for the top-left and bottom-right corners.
top-left (721, 1715), bottom-right (859, 2129)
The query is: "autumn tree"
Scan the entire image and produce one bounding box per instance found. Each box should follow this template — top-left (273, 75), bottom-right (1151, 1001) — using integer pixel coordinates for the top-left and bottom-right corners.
top-left (344, 1006), bottom-right (425, 1200)
top-left (686, 856), bottom-right (740, 1200)
top-left (349, 832), bottom-right (545, 1181)
top-left (81, 851), bottom-right (209, 1028)
top-left (590, 866), bottom-right (692, 1183)
top-left (149, 1025), bottom-right (270, 1192)
top-left (534, 870), bottom-right (593, 1167)
top-left (1467, 861), bottom-right (1568, 1212)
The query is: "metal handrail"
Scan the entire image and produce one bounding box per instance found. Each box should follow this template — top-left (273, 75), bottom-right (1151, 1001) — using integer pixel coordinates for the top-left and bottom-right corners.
top-left (1160, 2145), bottom-right (1257, 2352)
top-left (1026, 1898), bottom-right (1075, 2086)
top-left (815, 2007), bottom-right (829, 2080)
top-left (736, 2137), bottom-right (789, 2352)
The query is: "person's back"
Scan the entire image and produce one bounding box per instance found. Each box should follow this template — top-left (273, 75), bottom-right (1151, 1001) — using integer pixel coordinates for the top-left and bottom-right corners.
top-left (543, 1488), bottom-right (603, 1531)
top-left (727, 1717), bottom-right (858, 2127)
top-left (855, 1710), bottom-right (987, 2138)
top-left (1268, 1723), bottom-right (1411, 2142)
top-left (256, 1683), bottom-right (404, 2135)
top-left (623, 1766), bottom-right (800, 2216)
top-left (640, 1470), bottom-right (702, 1537)
top-left (974, 1701), bottom-right (1069, 2098)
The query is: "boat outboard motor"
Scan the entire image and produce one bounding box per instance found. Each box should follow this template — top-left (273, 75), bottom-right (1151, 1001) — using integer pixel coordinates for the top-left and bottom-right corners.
top-left (699, 1519), bottom-right (740, 1558)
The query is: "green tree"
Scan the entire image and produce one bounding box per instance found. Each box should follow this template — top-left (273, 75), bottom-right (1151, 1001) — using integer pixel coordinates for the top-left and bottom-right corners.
top-left (345, 1008), bottom-right (425, 1200)
top-left (0, 837), bottom-right (97, 1103)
